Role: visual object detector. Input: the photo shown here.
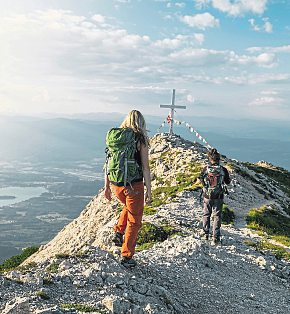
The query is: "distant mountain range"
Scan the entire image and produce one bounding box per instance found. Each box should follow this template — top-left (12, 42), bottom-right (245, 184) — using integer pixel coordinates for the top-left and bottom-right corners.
top-left (0, 114), bottom-right (289, 170)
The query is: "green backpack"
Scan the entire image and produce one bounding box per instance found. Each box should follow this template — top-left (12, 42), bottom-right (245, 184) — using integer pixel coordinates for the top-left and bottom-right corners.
top-left (105, 128), bottom-right (143, 186)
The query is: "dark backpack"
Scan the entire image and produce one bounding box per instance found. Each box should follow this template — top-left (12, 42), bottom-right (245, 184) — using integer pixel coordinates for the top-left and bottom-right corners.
top-left (105, 128), bottom-right (143, 186)
top-left (203, 165), bottom-right (225, 199)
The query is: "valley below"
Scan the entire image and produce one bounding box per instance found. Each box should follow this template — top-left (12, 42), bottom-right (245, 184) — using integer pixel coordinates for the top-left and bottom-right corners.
top-left (0, 159), bottom-right (104, 263)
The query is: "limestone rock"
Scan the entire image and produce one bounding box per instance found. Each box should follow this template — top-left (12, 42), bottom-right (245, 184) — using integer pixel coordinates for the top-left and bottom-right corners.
top-left (2, 297), bottom-right (30, 314)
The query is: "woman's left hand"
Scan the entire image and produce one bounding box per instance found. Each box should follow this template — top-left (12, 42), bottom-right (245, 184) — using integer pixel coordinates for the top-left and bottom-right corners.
top-left (145, 190), bottom-right (152, 205)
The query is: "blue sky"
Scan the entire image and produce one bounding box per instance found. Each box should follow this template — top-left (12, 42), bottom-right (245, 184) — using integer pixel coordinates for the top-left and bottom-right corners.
top-left (0, 0), bottom-right (290, 121)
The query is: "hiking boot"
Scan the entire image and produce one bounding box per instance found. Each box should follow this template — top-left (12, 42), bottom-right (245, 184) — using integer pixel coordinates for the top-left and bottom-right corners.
top-left (112, 232), bottom-right (123, 247)
top-left (211, 236), bottom-right (221, 245)
top-left (120, 256), bottom-right (137, 268)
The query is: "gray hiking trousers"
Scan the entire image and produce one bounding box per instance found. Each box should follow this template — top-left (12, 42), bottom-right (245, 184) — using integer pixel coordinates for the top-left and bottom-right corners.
top-left (202, 198), bottom-right (223, 238)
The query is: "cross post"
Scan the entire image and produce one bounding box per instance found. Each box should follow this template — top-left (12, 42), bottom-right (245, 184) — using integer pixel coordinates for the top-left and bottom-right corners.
top-left (160, 89), bottom-right (186, 135)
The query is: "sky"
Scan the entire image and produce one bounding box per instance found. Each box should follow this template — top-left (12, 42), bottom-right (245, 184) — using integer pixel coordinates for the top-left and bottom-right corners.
top-left (0, 0), bottom-right (290, 121)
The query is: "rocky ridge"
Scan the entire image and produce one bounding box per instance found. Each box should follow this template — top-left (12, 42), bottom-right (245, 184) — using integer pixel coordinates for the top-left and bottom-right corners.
top-left (1, 133), bottom-right (290, 314)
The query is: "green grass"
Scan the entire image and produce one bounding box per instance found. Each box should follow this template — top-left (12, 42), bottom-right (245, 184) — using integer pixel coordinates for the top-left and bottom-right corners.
top-left (244, 240), bottom-right (290, 261)
top-left (46, 261), bottom-right (59, 273)
top-left (136, 222), bottom-right (181, 251)
top-left (221, 204), bottom-right (235, 225)
top-left (136, 242), bottom-right (155, 252)
top-left (36, 290), bottom-right (50, 300)
top-left (115, 203), bottom-right (123, 214)
top-left (61, 304), bottom-right (100, 312)
top-left (246, 205), bottom-right (290, 247)
top-left (43, 277), bottom-right (54, 285)
top-left (150, 166), bottom-right (202, 208)
top-left (55, 253), bottom-right (70, 259)
top-left (143, 205), bottom-right (157, 215)
top-left (0, 246), bottom-right (39, 272)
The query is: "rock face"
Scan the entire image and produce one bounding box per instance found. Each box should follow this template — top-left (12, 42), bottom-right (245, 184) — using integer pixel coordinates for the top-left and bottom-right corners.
top-left (1, 133), bottom-right (290, 314)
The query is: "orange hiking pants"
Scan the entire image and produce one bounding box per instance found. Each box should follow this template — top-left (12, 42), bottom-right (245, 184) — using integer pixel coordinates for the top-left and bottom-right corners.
top-left (112, 181), bottom-right (144, 258)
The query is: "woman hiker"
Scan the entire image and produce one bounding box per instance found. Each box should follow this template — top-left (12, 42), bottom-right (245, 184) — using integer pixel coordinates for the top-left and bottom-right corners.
top-left (104, 110), bottom-right (152, 267)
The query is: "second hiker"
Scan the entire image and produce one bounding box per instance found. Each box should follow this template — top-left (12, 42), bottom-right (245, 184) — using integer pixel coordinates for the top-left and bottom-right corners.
top-left (199, 148), bottom-right (231, 245)
top-left (104, 110), bottom-right (152, 267)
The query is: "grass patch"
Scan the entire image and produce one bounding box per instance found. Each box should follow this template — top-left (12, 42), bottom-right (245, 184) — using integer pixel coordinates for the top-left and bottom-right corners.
top-left (221, 204), bottom-right (235, 225)
top-left (115, 203), bottom-right (123, 215)
top-left (17, 262), bottom-right (37, 272)
top-left (151, 166), bottom-right (202, 208)
top-left (61, 304), bottom-right (100, 312)
top-left (36, 290), bottom-right (50, 300)
top-left (244, 240), bottom-right (290, 261)
top-left (0, 246), bottom-right (39, 272)
top-left (55, 253), bottom-right (70, 259)
top-left (136, 242), bottom-right (155, 251)
top-left (43, 277), bottom-right (54, 285)
top-left (46, 261), bottom-right (59, 273)
top-left (151, 186), bottom-right (180, 207)
top-left (246, 205), bottom-right (290, 247)
top-left (136, 222), bottom-right (181, 251)
top-left (143, 205), bottom-right (157, 215)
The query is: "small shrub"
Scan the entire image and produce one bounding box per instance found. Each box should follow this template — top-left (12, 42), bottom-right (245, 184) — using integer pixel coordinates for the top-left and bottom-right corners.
top-left (246, 205), bottom-right (290, 247)
top-left (136, 242), bottom-right (155, 252)
top-left (46, 261), bottom-right (59, 273)
top-left (143, 205), bottom-right (157, 215)
top-left (43, 277), bottom-right (54, 285)
top-left (61, 304), bottom-right (99, 312)
top-left (36, 290), bottom-right (50, 300)
top-left (17, 262), bottom-right (37, 272)
top-left (221, 204), bottom-right (235, 225)
top-left (115, 204), bottom-right (123, 214)
top-left (136, 222), bottom-right (180, 251)
top-left (244, 240), bottom-right (290, 261)
top-left (0, 246), bottom-right (39, 272)
top-left (55, 253), bottom-right (70, 259)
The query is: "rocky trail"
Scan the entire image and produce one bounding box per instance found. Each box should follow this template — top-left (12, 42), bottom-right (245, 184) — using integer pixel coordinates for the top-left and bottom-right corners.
top-left (1, 133), bottom-right (290, 314)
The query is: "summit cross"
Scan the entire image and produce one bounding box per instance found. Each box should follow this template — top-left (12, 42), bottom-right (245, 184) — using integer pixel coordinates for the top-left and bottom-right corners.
top-left (160, 89), bottom-right (186, 135)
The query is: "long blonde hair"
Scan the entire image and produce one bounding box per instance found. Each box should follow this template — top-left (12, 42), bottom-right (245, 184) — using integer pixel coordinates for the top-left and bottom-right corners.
top-left (120, 110), bottom-right (148, 145)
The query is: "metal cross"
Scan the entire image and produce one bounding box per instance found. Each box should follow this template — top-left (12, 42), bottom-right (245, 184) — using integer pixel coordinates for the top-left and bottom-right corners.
top-left (160, 89), bottom-right (186, 135)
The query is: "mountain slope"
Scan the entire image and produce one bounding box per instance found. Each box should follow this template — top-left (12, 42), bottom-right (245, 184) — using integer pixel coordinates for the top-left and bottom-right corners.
top-left (1, 133), bottom-right (290, 314)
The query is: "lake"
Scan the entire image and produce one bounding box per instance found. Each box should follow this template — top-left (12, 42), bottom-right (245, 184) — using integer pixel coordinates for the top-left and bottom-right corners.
top-left (0, 187), bottom-right (47, 208)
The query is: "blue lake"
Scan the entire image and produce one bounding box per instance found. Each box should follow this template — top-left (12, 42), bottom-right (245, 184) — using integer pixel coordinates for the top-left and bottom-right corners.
top-left (0, 187), bottom-right (47, 208)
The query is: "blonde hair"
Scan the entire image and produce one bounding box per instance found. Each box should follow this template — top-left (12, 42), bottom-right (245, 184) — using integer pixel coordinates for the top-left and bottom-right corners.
top-left (120, 110), bottom-right (148, 145)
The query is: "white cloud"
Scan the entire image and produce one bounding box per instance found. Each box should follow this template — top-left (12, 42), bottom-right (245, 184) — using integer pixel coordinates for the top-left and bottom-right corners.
top-left (249, 96), bottom-right (284, 107)
top-left (175, 2), bottom-right (186, 8)
top-left (264, 19), bottom-right (273, 33)
top-left (195, 0), bottom-right (268, 16)
top-left (261, 90), bottom-right (278, 95)
top-left (181, 12), bottom-right (219, 30)
top-left (249, 17), bottom-right (273, 33)
top-left (154, 34), bottom-right (204, 49)
top-left (91, 14), bottom-right (106, 24)
top-left (187, 94), bottom-right (195, 103)
top-left (194, 33), bottom-right (205, 45)
top-left (230, 52), bottom-right (276, 68)
top-left (247, 45), bottom-right (290, 54)
top-left (195, 0), bottom-right (210, 9)
top-left (0, 8), bottom-right (286, 116)
top-left (182, 73), bottom-right (290, 85)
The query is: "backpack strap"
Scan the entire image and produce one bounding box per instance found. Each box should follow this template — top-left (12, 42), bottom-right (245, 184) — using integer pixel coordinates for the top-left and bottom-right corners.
top-left (104, 147), bottom-right (110, 176)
